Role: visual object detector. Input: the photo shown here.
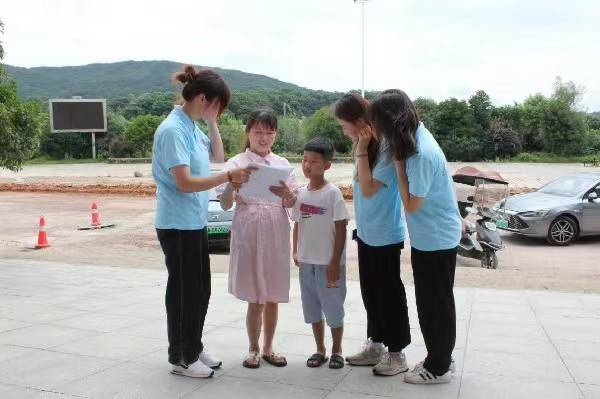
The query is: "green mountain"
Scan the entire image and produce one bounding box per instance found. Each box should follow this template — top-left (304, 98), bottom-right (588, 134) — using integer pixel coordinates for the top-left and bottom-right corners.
top-left (4, 60), bottom-right (307, 99)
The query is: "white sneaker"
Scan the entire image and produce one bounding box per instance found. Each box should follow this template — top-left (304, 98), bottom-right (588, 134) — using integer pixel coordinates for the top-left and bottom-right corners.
top-left (413, 358), bottom-right (456, 374)
top-left (199, 351), bottom-right (222, 369)
top-left (404, 363), bottom-right (452, 384)
top-left (171, 359), bottom-right (214, 378)
top-left (372, 351), bottom-right (409, 376)
top-left (449, 358), bottom-right (456, 373)
top-left (346, 339), bottom-right (385, 366)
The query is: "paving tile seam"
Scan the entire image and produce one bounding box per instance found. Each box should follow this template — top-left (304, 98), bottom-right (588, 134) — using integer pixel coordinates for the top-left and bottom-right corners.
top-left (0, 383), bottom-right (92, 399)
top-left (2, 344), bottom-right (127, 364)
top-left (457, 289), bottom-right (476, 399)
top-left (528, 297), bottom-right (585, 397)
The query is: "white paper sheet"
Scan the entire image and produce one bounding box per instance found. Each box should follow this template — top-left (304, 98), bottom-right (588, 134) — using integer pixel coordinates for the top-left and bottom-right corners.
top-left (238, 162), bottom-right (294, 203)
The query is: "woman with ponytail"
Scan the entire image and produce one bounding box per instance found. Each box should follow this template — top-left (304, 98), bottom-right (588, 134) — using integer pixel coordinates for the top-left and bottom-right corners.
top-left (152, 64), bottom-right (254, 378)
top-left (334, 93), bottom-right (411, 376)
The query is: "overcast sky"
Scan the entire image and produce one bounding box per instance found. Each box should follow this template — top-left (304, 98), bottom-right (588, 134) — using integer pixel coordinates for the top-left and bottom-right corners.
top-left (2, 0), bottom-right (599, 110)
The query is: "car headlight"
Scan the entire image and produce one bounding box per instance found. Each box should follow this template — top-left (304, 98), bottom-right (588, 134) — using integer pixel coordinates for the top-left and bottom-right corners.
top-left (518, 209), bottom-right (550, 218)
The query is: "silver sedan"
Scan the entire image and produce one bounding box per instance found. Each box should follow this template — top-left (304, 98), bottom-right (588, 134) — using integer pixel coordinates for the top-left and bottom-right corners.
top-left (496, 172), bottom-right (600, 245)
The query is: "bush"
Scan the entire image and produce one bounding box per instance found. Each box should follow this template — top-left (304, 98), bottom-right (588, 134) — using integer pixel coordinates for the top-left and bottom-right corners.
top-left (123, 114), bottom-right (163, 157)
top-left (438, 136), bottom-right (482, 162)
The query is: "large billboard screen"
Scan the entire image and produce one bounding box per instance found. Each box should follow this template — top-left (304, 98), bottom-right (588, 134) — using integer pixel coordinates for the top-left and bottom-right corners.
top-left (49, 99), bottom-right (107, 132)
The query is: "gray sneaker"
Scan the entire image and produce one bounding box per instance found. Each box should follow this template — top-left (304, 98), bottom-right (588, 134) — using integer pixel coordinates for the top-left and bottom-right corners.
top-left (372, 352), bottom-right (409, 376)
top-left (346, 339), bottom-right (385, 366)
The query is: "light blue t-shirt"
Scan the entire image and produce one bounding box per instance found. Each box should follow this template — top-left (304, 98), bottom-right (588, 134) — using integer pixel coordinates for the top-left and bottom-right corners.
top-left (405, 123), bottom-right (461, 251)
top-left (353, 141), bottom-right (406, 247)
top-left (152, 106), bottom-right (211, 230)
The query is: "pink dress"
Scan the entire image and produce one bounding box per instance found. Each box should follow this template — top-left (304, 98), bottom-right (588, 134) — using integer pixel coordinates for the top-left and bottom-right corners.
top-left (216, 150), bottom-right (296, 304)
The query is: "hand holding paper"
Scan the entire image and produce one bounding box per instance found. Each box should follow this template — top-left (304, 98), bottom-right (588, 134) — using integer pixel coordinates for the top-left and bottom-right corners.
top-left (238, 162), bottom-right (293, 203)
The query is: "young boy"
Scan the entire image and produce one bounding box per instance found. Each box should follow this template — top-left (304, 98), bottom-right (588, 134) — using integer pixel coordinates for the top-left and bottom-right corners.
top-left (291, 137), bottom-right (349, 369)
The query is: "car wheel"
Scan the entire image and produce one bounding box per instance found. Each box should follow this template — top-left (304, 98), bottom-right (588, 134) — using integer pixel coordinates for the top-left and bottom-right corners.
top-left (547, 216), bottom-right (578, 246)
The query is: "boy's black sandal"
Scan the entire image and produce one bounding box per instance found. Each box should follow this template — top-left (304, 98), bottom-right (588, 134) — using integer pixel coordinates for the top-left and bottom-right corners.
top-left (306, 353), bottom-right (329, 368)
top-left (329, 353), bottom-right (345, 369)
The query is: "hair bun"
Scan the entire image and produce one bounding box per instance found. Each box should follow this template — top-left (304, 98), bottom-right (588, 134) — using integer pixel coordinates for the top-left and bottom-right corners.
top-left (173, 64), bottom-right (199, 84)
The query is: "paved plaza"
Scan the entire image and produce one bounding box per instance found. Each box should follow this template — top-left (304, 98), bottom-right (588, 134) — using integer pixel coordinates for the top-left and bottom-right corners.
top-left (0, 259), bottom-right (599, 398)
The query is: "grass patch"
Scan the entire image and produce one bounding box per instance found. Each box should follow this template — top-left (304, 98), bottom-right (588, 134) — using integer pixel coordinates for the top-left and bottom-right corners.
top-left (509, 152), bottom-right (600, 164)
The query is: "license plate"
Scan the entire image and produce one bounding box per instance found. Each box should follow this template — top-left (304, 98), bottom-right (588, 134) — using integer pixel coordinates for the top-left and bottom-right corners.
top-left (496, 219), bottom-right (509, 229)
top-left (207, 226), bottom-right (230, 235)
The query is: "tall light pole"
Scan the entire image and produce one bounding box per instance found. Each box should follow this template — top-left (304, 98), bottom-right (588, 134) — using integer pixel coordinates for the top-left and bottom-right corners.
top-left (355, 0), bottom-right (370, 98)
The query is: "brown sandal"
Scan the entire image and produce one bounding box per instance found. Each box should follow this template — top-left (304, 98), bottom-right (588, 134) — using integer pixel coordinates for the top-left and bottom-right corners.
top-left (243, 351), bottom-right (261, 369)
top-left (262, 352), bottom-right (287, 367)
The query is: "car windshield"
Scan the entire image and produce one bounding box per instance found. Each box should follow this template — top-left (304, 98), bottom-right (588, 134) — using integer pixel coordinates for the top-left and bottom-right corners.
top-left (539, 176), bottom-right (596, 197)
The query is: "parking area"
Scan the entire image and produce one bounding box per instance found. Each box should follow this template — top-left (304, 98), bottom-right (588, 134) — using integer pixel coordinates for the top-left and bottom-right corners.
top-left (1, 191), bottom-right (599, 293)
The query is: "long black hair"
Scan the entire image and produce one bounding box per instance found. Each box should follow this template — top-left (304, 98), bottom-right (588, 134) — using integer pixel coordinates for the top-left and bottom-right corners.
top-left (368, 89), bottom-right (420, 161)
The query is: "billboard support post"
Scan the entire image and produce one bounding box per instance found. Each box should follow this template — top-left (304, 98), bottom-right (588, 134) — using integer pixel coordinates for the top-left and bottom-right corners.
top-left (91, 132), bottom-right (96, 159)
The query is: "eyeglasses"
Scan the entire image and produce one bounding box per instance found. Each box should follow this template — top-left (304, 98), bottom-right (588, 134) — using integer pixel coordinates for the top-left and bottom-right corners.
top-left (251, 130), bottom-right (276, 136)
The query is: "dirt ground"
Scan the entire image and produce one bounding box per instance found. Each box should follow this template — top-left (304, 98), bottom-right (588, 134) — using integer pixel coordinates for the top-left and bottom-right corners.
top-left (1, 190), bottom-right (599, 294)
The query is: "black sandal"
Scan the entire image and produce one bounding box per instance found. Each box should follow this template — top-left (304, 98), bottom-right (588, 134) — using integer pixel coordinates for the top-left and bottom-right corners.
top-left (329, 353), bottom-right (345, 369)
top-left (306, 353), bottom-right (329, 368)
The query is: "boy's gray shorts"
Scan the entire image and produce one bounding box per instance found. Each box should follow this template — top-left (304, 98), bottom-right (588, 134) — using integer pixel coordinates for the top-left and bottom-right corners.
top-left (298, 262), bottom-right (346, 328)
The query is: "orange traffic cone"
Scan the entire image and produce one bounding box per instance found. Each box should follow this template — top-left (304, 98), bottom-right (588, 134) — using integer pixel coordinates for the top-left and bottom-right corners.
top-left (35, 216), bottom-right (50, 249)
top-left (91, 202), bottom-right (101, 227)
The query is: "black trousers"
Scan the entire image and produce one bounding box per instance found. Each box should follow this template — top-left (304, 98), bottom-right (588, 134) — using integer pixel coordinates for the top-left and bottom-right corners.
top-left (157, 228), bottom-right (211, 366)
top-left (355, 231), bottom-right (411, 352)
top-left (411, 246), bottom-right (457, 376)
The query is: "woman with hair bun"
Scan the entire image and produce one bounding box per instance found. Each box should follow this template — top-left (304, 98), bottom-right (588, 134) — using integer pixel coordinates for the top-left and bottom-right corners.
top-left (152, 64), bottom-right (254, 378)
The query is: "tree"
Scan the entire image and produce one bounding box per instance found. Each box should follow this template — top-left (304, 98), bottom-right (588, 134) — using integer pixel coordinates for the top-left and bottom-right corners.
top-left (521, 94), bottom-right (547, 152)
top-left (273, 117), bottom-right (304, 154)
top-left (122, 92), bottom-right (174, 119)
top-left (123, 115), bottom-right (163, 157)
top-left (0, 80), bottom-right (45, 170)
top-left (584, 129), bottom-right (600, 155)
top-left (433, 98), bottom-right (481, 161)
top-left (413, 97), bottom-right (437, 132)
top-left (491, 104), bottom-right (523, 131)
top-left (303, 107), bottom-right (351, 154)
top-left (469, 90), bottom-right (493, 131)
top-left (482, 121), bottom-right (521, 159)
top-left (586, 114), bottom-right (600, 130)
top-left (218, 113), bottom-right (245, 155)
top-left (541, 99), bottom-right (586, 155)
top-left (552, 76), bottom-right (583, 109)
top-left (0, 19), bottom-right (4, 61)
top-left (98, 112), bottom-right (130, 158)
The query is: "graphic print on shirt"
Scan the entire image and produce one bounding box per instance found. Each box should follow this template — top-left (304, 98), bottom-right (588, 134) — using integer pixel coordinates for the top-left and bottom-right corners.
top-left (300, 203), bottom-right (327, 219)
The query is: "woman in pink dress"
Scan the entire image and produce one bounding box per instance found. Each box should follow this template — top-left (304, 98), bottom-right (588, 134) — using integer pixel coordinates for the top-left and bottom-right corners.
top-left (218, 108), bottom-right (297, 369)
